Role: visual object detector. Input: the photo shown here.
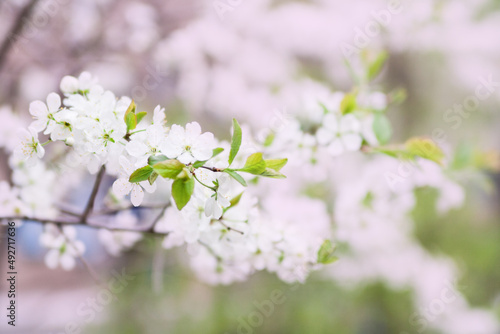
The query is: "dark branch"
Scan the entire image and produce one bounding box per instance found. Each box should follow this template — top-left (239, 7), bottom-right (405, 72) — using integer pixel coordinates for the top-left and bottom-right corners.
top-left (0, 0), bottom-right (41, 72)
top-left (80, 165), bottom-right (106, 223)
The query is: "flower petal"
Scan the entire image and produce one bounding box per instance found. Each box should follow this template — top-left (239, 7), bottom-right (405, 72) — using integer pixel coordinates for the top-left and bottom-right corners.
top-left (131, 184), bottom-right (144, 207)
top-left (113, 178), bottom-right (133, 196)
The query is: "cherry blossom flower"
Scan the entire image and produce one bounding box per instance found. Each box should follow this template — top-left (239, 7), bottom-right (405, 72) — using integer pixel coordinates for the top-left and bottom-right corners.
top-left (112, 156), bottom-right (156, 206)
top-left (29, 92), bottom-right (61, 133)
top-left (160, 122), bottom-right (216, 164)
top-left (14, 127), bottom-right (45, 165)
top-left (316, 114), bottom-right (362, 156)
top-left (40, 224), bottom-right (85, 271)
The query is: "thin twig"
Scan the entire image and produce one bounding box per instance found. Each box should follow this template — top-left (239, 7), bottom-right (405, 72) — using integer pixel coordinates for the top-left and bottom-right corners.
top-left (145, 203), bottom-right (169, 233)
top-left (92, 203), bottom-right (169, 216)
top-left (0, 0), bottom-right (41, 72)
top-left (218, 220), bottom-right (244, 235)
top-left (0, 216), bottom-right (170, 235)
top-left (200, 166), bottom-right (222, 172)
top-left (80, 165), bottom-right (106, 223)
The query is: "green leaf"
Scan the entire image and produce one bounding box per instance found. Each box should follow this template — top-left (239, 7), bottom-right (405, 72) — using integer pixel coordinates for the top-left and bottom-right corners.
top-left (340, 93), bottom-right (356, 115)
top-left (136, 111), bottom-right (147, 124)
top-left (238, 152), bottom-right (266, 175)
top-left (228, 119), bottom-right (242, 166)
top-left (405, 137), bottom-right (444, 165)
top-left (224, 170), bottom-right (247, 187)
top-left (317, 240), bottom-right (338, 264)
top-left (148, 155), bottom-right (168, 166)
top-left (129, 165), bottom-right (153, 183)
top-left (263, 132), bottom-right (275, 147)
top-left (229, 192), bottom-right (244, 207)
top-left (124, 100), bottom-right (137, 132)
top-left (373, 114), bottom-right (392, 145)
top-left (367, 51), bottom-right (388, 81)
top-left (148, 171), bottom-right (158, 185)
top-left (125, 112), bottom-right (137, 132)
top-left (259, 168), bottom-right (286, 179)
top-left (153, 159), bottom-right (185, 179)
top-left (171, 176), bottom-right (195, 210)
top-left (264, 158), bottom-right (288, 172)
top-left (192, 148), bottom-right (225, 168)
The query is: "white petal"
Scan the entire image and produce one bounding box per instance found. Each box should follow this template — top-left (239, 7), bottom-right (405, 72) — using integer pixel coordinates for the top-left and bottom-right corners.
top-left (340, 114), bottom-right (361, 133)
top-left (35, 143), bottom-right (44, 158)
top-left (327, 138), bottom-right (344, 156)
top-left (204, 197), bottom-right (217, 217)
top-left (185, 122), bottom-right (202, 140)
top-left (46, 93), bottom-right (61, 112)
top-left (316, 127), bottom-right (334, 145)
top-left (60, 254), bottom-right (76, 271)
top-left (341, 133), bottom-right (362, 151)
top-left (323, 114), bottom-right (339, 132)
top-left (44, 250), bottom-right (60, 269)
top-left (217, 195), bottom-right (231, 208)
top-left (131, 184), bottom-right (144, 207)
top-left (126, 141), bottom-right (148, 158)
top-left (29, 100), bottom-right (48, 118)
top-left (113, 178), bottom-right (133, 196)
top-left (146, 124), bottom-right (163, 146)
top-left (177, 151), bottom-right (194, 164)
top-left (60, 76), bottom-right (79, 93)
top-left (140, 181), bottom-right (157, 193)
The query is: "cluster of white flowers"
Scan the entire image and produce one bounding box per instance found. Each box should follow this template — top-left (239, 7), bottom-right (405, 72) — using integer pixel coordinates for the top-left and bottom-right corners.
top-left (3, 73), bottom-right (333, 285)
top-left (39, 224), bottom-right (85, 271)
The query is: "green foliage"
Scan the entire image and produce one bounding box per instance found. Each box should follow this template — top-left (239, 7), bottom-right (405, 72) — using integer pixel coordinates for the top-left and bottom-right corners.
top-left (372, 113), bottom-right (392, 145)
top-left (317, 240), bottom-right (338, 264)
top-left (340, 93), bottom-right (356, 115)
top-left (228, 119), bottom-right (242, 166)
top-left (224, 169), bottom-right (247, 187)
top-left (153, 159), bottom-right (184, 179)
top-left (237, 153), bottom-right (266, 175)
top-left (171, 173), bottom-right (195, 210)
top-left (129, 165), bottom-right (153, 183)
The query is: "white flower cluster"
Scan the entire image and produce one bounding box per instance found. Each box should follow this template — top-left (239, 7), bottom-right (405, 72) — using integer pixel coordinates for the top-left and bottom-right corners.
top-left (5, 73), bottom-right (331, 285)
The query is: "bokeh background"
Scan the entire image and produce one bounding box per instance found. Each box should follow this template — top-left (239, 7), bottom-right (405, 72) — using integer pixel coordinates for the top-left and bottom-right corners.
top-left (0, 0), bottom-right (500, 333)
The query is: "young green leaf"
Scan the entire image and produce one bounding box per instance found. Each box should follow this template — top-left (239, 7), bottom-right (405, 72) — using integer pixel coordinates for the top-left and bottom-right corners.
top-left (153, 159), bottom-right (185, 179)
top-left (259, 168), bottom-right (286, 179)
top-left (171, 176), bottom-right (195, 210)
top-left (317, 240), bottom-right (338, 264)
top-left (405, 137), bottom-right (444, 165)
top-left (125, 112), bottom-right (137, 132)
top-left (148, 154), bottom-right (168, 166)
top-left (229, 192), bottom-right (244, 207)
top-left (340, 93), bottom-right (356, 115)
top-left (124, 100), bottom-right (137, 132)
top-left (373, 113), bottom-right (392, 145)
top-left (148, 171), bottom-right (158, 185)
top-left (228, 118), bottom-right (242, 166)
top-left (224, 170), bottom-right (247, 187)
top-left (238, 152), bottom-right (266, 175)
top-left (129, 165), bottom-right (153, 183)
top-left (367, 51), bottom-right (388, 81)
top-left (136, 111), bottom-right (148, 124)
top-left (264, 158), bottom-right (288, 172)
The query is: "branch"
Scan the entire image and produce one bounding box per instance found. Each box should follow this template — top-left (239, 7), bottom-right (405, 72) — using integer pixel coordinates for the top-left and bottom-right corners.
top-left (0, 216), bottom-right (170, 236)
top-left (80, 165), bottom-right (106, 223)
top-left (200, 166), bottom-right (223, 172)
top-left (0, 0), bottom-right (41, 72)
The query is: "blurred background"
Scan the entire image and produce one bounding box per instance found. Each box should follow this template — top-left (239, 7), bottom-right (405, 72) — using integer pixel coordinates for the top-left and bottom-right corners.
top-left (0, 0), bottom-right (499, 333)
